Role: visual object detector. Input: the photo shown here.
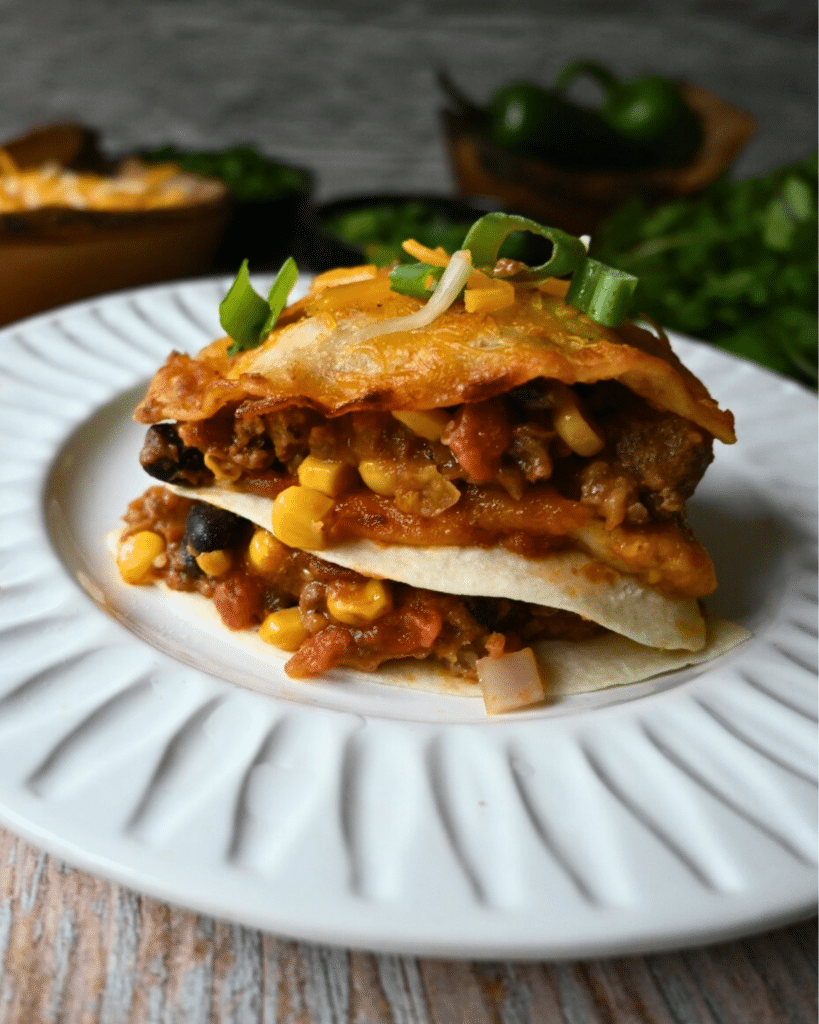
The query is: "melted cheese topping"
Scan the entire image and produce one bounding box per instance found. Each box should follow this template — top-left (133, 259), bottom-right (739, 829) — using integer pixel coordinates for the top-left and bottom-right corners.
top-left (136, 264), bottom-right (736, 445)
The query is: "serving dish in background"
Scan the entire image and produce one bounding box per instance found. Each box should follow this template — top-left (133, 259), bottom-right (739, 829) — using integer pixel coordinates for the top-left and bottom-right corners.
top-left (307, 192), bottom-right (558, 271)
top-left (0, 123), bottom-right (231, 327)
top-left (139, 144), bottom-right (313, 274)
top-left (441, 82), bottom-right (757, 236)
top-left (307, 193), bottom-right (493, 270)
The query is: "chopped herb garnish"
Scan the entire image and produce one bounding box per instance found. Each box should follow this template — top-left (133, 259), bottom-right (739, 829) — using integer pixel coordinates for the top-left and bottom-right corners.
top-left (461, 212), bottom-right (587, 279)
top-left (566, 258), bottom-right (638, 328)
top-left (387, 212), bottom-right (634, 327)
top-left (388, 262), bottom-right (445, 299)
top-left (143, 145), bottom-right (308, 201)
top-left (220, 257), bottom-right (299, 356)
top-left (261, 257), bottom-right (299, 336)
top-left (592, 152), bottom-right (818, 385)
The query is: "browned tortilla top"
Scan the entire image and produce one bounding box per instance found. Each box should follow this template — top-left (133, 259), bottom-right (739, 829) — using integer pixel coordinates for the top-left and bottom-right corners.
top-left (135, 268), bottom-right (735, 444)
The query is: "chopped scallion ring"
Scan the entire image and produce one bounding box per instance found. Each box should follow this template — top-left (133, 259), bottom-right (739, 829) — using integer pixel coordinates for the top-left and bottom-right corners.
top-left (220, 257), bottom-right (299, 355)
top-left (388, 262), bottom-right (445, 298)
top-left (565, 257), bottom-right (638, 327)
top-left (461, 212), bottom-right (587, 279)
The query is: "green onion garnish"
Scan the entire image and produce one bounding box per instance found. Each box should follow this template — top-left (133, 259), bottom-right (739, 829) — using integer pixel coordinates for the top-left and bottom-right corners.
top-left (384, 212), bottom-right (639, 328)
top-left (220, 260), bottom-right (268, 352)
top-left (461, 212), bottom-right (587, 279)
top-left (220, 257), bottom-right (299, 355)
top-left (565, 257), bottom-right (638, 327)
top-left (261, 257), bottom-right (299, 336)
top-left (388, 262), bottom-right (445, 298)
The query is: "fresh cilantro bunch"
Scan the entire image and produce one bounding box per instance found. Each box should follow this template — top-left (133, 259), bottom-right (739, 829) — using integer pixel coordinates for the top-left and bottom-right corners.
top-left (592, 152), bottom-right (818, 386)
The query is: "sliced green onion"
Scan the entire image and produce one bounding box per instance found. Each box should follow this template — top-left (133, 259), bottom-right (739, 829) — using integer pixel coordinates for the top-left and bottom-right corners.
top-left (388, 262), bottom-right (445, 298)
top-left (461, 212), bottom-right (587, 279)
top-left (220, 257), bottom-right (299, 355)
top-left (220, 259), bottom-right (269, 353)
top-left (261, 256), bottom-right (299, 335)
top-left (565, 257), bottom-right (638, 327)
top-left (385, 212), bottom-right (639, 329)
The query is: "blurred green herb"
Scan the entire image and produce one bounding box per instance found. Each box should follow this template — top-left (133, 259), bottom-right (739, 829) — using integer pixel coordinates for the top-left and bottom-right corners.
top-left (592, 152), bottom-right (818, 386)
top-left (143, 144), bottom-right (308, 201)
top-left (323, 201), bottom-right (535, 267)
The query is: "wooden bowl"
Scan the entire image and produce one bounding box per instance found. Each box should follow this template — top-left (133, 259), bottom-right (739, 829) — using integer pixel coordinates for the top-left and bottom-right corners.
top-left (441, 83), bottom-right (757, 236)
top-left (0, 124), bottom-right (231, 326)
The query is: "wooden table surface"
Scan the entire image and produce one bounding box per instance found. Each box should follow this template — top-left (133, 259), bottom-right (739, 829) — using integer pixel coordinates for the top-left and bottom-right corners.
top-left (1, 827), bottom-right (815, 1024)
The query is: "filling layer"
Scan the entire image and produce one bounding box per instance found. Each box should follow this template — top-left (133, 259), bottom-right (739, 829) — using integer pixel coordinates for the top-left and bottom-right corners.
top-left (118, 486), bottom-right (601, 679)
top-left (139, 377), bottom-right (716, 599)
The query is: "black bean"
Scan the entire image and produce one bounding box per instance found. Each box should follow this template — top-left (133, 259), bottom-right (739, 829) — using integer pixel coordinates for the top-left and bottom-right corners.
top-left (184, 502), bottom-right (247, 553)
top-left (464, 597), bottom-right (502, 632)
top-left (139, 424), bottom-right (209, 484)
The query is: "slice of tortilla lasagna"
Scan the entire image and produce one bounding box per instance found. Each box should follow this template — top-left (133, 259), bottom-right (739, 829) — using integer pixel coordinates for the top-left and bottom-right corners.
top-left (115, 216), bottom-right (738, 712)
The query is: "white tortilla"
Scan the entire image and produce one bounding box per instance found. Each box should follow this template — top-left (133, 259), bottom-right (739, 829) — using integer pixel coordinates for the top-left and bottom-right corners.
top-left (167, 482), bottom-right (706, 652)
top-left (111, 497), bottom-right (750, 704)
top-left (379, 616), bottom-right (750, 698)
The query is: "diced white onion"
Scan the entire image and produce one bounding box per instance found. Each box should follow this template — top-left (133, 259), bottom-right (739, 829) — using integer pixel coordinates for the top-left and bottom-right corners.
top-left (476, 647), bottom-right (546, 715)
top-left (352, 249), bottom-right (473, 344)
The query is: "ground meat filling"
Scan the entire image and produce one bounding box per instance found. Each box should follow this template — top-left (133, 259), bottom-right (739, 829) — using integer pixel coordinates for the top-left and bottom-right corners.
top-left (137, 378), bottom-right (715, 595)
top-left (121, 488), bottom-right (600, 679)
top-left (140, 379), bottom-right (713, 520)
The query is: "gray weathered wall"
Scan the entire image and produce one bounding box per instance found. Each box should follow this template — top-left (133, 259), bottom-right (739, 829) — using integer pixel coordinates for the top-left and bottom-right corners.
top-left (0, 1), bottom-right (815, 199)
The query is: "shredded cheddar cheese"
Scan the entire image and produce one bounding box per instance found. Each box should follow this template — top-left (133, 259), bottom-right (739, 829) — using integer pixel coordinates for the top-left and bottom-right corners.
top-left (401, 238), bottom-right (508, 292)
top-left (401, 238), bottom-right (450, 266)
top-left (311, 264), bottom-right (379, 292)
top-left (0, 151), bottom-right (224, 213)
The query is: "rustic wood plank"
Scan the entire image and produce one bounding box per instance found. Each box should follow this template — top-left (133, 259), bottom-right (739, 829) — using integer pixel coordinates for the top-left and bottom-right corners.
top-left (0, 827), bottom-right (816, 1024)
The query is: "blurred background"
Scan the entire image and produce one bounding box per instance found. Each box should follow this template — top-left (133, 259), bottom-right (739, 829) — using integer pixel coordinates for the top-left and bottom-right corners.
top-left (0, 0), bottom-right (816, 380)
top-left (1, 0), bottom-right (814, 194)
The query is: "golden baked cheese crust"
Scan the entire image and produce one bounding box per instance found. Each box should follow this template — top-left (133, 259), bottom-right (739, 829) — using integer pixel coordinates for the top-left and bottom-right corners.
top-left (135, 267), bottom-right (735, 445)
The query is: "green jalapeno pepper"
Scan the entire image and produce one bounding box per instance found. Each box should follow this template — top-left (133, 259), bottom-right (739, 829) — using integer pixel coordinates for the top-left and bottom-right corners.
top-left (440, 66), bottom-right (701, 172)
top-left (553, 60), bottom-right (702, 167)
top-left (486, 80), bottom-right (642, 171)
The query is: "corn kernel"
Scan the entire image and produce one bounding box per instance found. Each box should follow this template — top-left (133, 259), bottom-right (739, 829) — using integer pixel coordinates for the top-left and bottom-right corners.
top-left (258, 607), bottom-right (308, 651)
top-left (248, 528), bottom-right (289, 574)
top-left (326, 578), bottom-right (392, 626)
top-left (391, 409), bottom-right (451, 442)
top-left (357, 459), bottom-right (400, 496)
top-left (270, 485), bottom-right (334, 550)
top-left (297, 455), bottom-right (356, 497)
top-left (195, 549), bottom-right (232, 576)
top-left (117, 530), bottom-right (166, 584)
top-left (464, 277), bottom-right (515, 314)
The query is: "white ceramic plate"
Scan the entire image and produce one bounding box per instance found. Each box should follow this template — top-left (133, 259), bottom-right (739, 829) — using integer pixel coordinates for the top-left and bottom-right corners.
top-left (0, 277), bottom-right (815, 960)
